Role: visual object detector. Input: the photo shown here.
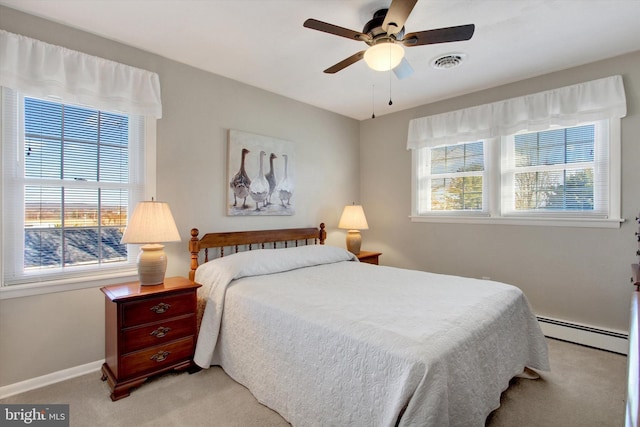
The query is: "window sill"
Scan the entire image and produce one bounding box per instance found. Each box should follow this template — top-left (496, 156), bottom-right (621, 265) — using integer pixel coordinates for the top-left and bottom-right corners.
top-left (409, 215), bottom-right (624, 228)
top-left (0, 269), bottom-right (139, 300)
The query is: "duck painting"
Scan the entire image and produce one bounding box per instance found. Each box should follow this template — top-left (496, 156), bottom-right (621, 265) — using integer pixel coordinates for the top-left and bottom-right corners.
top-left (229, 148), bottom-right (251, 209)
top-left (249, 150), bottom-right (269, 211)
top-left (227, 129), bottom-right (295, 216)
top-left (277, 154), bottom-right (293, 207)
top-left (265, 153), bottom-right (277, 205)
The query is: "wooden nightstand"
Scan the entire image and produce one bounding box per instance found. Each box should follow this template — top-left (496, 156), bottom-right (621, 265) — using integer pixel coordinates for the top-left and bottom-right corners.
top-left (357, 251), bottom-right (382, 265)
top-left (100, 276), bottom-right (201, 401)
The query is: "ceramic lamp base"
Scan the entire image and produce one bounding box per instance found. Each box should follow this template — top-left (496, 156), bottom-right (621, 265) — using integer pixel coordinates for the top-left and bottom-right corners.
top-left (345, 230), bottom-right (362, 255)
top-left (137, 244), bottom-right (167, 286)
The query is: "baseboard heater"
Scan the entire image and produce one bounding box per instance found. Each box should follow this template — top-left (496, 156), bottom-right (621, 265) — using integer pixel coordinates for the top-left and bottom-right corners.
top-left (537, 316), bottom-right (628, 355)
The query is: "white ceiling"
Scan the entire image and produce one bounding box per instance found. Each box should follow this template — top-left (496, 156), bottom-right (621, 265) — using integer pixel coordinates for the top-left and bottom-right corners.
top-left (2, 0), bottom-right (639, 120)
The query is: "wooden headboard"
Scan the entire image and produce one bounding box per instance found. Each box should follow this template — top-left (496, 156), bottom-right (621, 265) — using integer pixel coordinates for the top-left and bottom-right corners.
top-left (188, 223), bottom-right (326, 280)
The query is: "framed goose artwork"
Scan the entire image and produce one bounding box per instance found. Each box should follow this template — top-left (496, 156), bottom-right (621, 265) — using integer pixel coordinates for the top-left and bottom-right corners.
top-left (227, 129), bottom-right (295, 216)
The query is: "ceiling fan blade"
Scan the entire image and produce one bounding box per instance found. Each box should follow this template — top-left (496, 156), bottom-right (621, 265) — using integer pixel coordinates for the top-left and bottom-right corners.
top-left (304, 19), bottom-right (371, 42)
top-left (323, 51), bottom-right (366, 74)
top-left (403, 24), bottom-right (475, 46)
top-left (393, 57), bottom-right (414, 80)
top-left (383, 0), bottom-right (418, 35)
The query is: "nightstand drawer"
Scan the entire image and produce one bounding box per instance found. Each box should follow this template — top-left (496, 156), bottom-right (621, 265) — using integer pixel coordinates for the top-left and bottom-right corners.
top-left (122, 291), bottom-right (196, 327)
top-left (120, 336), bottom-right (195, 379)
top-left (122, 314), bottom-right (196, 354)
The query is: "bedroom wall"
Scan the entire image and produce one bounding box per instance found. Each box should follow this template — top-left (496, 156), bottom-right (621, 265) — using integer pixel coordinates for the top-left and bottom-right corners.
top-left (359, 50), bottom-right (640, 334)
top-left (0, 6), bottom-right (360, 387)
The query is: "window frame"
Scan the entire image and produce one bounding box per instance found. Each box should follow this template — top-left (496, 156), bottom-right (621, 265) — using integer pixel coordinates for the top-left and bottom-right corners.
top-left (0, 89), bottom-right (157, 299)
top-left (416, 141), bottom-right (490, 216)
top-left (410, 118), bottom-right (622, 228)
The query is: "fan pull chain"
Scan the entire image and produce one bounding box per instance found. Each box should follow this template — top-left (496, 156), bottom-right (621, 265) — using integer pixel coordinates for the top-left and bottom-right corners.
top-left (388, 46), bottom-right (393, 106)
top-left (389, 69), bottom-right (393, 106)
top-left (371, 84), bottom-right (376, 119)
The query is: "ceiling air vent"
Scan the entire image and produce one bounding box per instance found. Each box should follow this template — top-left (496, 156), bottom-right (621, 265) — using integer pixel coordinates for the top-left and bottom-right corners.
top-left (431, 53), bottom-right (466, 70)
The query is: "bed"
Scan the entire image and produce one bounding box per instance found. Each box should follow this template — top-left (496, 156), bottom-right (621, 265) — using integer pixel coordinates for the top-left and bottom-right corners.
top-left (188, 223), bottom-right (549, 427)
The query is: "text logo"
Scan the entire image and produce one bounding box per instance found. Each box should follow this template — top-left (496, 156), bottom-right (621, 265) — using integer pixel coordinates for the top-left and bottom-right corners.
top-left (0, 405), bottom-right (69, 426)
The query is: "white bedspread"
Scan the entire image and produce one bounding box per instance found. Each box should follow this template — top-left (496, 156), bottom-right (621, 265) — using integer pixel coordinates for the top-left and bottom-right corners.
top-left (194, 245), bottom-right (549, 427)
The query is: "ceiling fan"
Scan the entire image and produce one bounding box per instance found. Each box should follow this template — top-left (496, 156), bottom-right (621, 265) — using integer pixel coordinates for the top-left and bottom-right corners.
top-left (303, 0), bottom-right (475, 79)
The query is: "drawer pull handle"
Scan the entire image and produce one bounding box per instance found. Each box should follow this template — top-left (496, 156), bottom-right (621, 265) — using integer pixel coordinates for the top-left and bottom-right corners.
top-left (150, 351), bottom-right (170, 362)
top-left (150, 302), bottom-right (171, 314)
top-left (151, 327), bottom-right (171, 338)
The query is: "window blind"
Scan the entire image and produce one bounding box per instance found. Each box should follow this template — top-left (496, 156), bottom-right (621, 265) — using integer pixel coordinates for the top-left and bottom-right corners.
top-left (502, 122), bottom-right (609, 217)
top-left (2, 91), bottom-right (145, 285)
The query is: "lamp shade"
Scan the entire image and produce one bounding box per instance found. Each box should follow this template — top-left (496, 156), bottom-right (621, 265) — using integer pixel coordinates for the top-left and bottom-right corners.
top-left (364, 42), bottom-right (404, 71)
top-left (121, 201), bottom-right (180, 286)
top-left (121, 201), bottom-right (181, 244)
top-left (338, 204), bottom-right (369, 230)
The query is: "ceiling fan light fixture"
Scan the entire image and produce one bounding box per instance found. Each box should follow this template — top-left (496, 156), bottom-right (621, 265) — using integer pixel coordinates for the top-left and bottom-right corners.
top-left (364, 42), bottom-right (404, 71)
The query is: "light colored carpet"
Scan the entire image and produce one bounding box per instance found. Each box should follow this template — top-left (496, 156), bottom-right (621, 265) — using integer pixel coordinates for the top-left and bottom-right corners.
top-left (1, 338), bottom-right (627, 426)
top-left (486, 338), bottom-right (626, 426)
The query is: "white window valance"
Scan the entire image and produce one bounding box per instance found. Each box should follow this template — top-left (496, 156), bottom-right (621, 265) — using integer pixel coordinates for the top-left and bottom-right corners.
top-left (0, 30), bottom-right (162, 118)
top-left (407, 75), bottom-right (626, 149)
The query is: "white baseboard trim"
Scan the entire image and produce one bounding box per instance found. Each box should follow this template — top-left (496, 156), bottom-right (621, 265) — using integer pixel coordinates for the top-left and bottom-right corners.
top-left (538, 316), bottom-right (628, 355)
top-left (0, 359), bottom-right (104, 400)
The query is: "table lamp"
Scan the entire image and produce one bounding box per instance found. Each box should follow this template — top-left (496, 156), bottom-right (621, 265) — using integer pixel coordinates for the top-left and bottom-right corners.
top-left (121, 200), bottom-right (181, 286)
top-left (338, 204), bottom-right (369, 255)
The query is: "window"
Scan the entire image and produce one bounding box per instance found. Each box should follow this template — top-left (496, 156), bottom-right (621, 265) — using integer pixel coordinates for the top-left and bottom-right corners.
top-left (0, 30), bottom-right (162, 297)
top-left (2, 90), bottom-right (147, 288)
top-left (407, 76), bottom-right (625, 227)
top-left (416, 141), bottom-right (487, 214)
top-left (502, 123), bottom-right (609, 217)
top-left (411, 119), bottom-right (620, 226)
